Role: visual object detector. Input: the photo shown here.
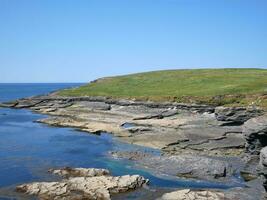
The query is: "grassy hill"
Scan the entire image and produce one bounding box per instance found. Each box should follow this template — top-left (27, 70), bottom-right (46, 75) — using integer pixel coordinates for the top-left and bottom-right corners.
top-left (58, 68), bottom-right (267, 108)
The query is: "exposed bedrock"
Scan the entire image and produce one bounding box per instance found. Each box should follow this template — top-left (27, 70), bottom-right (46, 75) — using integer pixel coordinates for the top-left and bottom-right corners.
top-left (157, 189), bottom-right (225, 200)
top-left (157, 183), bottom-right (267, 200)
top-left (16, 167), bottom-right (148, 200)
top-left (49, 167), bottom-right (110, 178)
top-left (258, 147), bottom-right (267, 191)
top-left (3, 95), bottom-right (267, 198)
top-left (111, 151), bottom-right (243, 182)
top-left (242, 115), bottom-right (267, 154)
top-left (0, 95), bottom-right (215, 113)
top-left (215, 106), bottom-right (263, 125)
top-left (6, 95), bottom-right (244, 157)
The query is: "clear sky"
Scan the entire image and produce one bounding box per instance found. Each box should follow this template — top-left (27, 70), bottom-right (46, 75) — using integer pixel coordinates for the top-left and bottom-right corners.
top-left (0, 0), bottom-right (266, 83)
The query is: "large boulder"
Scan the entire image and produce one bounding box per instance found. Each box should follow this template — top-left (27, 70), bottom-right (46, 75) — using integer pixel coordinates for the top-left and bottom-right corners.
top-left (215, 107), bottom-right (262, 124)
top-left (243, 115), bottom-right (267, 154)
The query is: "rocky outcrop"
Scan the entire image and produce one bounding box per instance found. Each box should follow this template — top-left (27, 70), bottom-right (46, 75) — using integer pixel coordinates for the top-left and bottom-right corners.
top-left (49, 167), bottom-right (110, 178)
top-left (158, 185), bottom-right (267, 200)
top-left (215, 106), bottom-right (262, 124)
top-left (0, 95), bottom-right (215, 113)
top-left (3, 95), bottom-right (267, 197)
top-left (111, 151), bottom-right (240, 182)
top-left (157, 189), bottom-right (224, 200)
top-left (243, 115), bottom-right (267, 154)
top-left (6, 95), bottom-right (244, 156)
top-left (16, 167), bottom-right (148, 200)
top-left (260, 147), bottom-right (267, 168)
top-left (258, 147), bottom-right (267, 190)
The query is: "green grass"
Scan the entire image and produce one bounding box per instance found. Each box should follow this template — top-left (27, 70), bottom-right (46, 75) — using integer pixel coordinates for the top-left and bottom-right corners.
top-left (58, 68), bottom-right (267, 108)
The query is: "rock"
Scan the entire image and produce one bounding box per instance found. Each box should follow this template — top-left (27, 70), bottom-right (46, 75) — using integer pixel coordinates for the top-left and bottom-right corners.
top-left (259, 147), bottom-right (267, 190)
top-left (111, 151), bottom-right (151, 161)
top-left (215, 106), bottom-right (262, 124)
top-left (16, 168), bottom-right (148, 200)
top-left (158, 184), bottom-right (267, 200)
top-left (157, 189), bottom-right (224, 200)
top-left (111, 152), bottom-right (236, 181)
top-left (0, 101), bottom-right (18, 107)
top-left (14, 99), bottom-right (45, 108)
top-left (260, 147), bottom-right (267, 168)
top-left (225, 178), bottom-right (267, 200)
top-left (49, 167), bottom-right (110, 178)
top-left (240, 171), bottom-right (258, 182)
top-left (243, 115), bottom-right (267, 154)
top-left (78, 101), bottom-right (111, 110)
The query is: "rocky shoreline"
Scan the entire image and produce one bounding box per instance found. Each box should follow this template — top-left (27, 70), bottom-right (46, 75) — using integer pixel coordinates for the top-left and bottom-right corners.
top-left (1, 94), bottom-right (267, 199)
top-left (16, 167), bottom-right (148, 200)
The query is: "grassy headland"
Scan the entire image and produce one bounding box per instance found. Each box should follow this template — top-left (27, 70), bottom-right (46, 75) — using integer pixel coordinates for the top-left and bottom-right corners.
top-left (58, 68), bottom-right (267, 108)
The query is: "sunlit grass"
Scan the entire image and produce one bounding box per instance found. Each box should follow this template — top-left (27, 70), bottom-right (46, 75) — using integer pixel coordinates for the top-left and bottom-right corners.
top-left (58, 68), bottom-right (267, 108)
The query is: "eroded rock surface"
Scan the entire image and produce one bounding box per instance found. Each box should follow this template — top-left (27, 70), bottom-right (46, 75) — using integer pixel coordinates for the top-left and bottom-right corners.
top-left (49, 167), bottom-right (110, 178)
top-left (3, 96), bottom-right (248, 157)
top-left (243, 115), bottom-right (267, 154)
top-left (158, 185), bottom-right (267, 200)
top-left (215, 106), bottom-right (262, 124)
top-left (2, 95), bottom-right (267, 197)
top-left (16, 167), bottom-right (148, 200)
top-left (111, 151), bottom-right (240, 182)
top-left (157, 189), bottom-right (224, 200)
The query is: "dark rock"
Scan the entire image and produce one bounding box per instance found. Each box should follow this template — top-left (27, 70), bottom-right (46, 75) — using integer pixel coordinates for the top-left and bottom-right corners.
top-left (14, 99), bottom-right (44, 108)
top-left (79, 101), bottom-right (111, 110)
top-left (0, 101), bottom-right (18, 107)
top-left (215, 106), bottom-right (262, 124)
top-left (110, 151), bottom-right (236, 181)
top-left (243, 115), bottom-right (267, 154)
top-left (260, 147), bottom-right (267, 168)
top-left (240, 171), bottom-right (258, 182)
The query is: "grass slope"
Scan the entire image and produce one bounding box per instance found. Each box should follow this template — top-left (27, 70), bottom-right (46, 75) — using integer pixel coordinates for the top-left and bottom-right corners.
top-left (59, 68), bottom-right (267, 107)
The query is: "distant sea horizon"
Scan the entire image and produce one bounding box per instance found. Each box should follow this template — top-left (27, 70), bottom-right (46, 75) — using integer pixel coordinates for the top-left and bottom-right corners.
top-left (0, 83), bottom-right (84, 102)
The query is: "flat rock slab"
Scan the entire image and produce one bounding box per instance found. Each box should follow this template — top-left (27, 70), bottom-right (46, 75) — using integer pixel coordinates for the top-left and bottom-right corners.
top-left (157, 185), bottom-right (267, 200)
top-left (158, 189), bottom-right (224, 200)
top-left (111, 151), bottom-right (242, 182)
top-left (16, 167), bottom-right (148, 200)
top-left (5, 96), bottom-right (248, 157)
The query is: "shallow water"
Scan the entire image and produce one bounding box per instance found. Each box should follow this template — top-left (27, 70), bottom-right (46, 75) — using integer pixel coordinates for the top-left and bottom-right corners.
top-left (0, 84), bottom-right (244, 199)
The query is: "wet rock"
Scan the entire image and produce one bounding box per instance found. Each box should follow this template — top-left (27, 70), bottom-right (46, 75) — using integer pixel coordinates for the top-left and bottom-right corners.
top-left (157, 189), bottom-right (224, 200)
top-left (243, 115), bottom-right (267, 154)
top-left (240, 171), bottom-right (258, 182)
top-left (0, 101), bottom-right (18, 107)
top-left (215, 106), bottom-right (262, 124)
top-left (16, 168), bottom-right (148, 200)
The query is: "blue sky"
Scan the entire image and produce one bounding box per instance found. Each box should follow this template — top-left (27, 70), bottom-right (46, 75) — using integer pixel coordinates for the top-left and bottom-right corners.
top-left (0, 0), bottom-right (266, 83)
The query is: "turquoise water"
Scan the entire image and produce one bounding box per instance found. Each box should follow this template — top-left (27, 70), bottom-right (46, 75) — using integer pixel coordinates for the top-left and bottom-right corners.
top-left (0, 84), bottom-right (243, 199)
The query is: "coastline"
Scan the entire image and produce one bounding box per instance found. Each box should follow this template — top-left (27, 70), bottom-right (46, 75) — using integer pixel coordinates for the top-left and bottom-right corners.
top-left (1, 94), bottom-right (267, 199)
